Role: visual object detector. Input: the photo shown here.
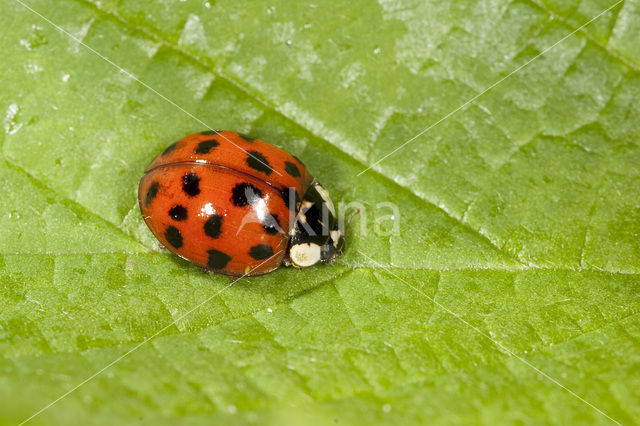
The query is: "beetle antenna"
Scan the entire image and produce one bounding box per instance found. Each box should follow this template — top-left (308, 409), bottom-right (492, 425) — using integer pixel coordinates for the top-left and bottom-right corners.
top-left (345, 209), bottom-right (360, 232)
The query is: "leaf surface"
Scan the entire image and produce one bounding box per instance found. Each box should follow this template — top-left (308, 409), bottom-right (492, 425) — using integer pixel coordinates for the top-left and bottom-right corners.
top-left (1, 0), bottom-right (639, 424)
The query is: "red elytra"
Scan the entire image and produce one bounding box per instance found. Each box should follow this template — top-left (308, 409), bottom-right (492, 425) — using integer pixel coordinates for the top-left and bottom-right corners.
top-left (138, 130), bottom-right (315, 276)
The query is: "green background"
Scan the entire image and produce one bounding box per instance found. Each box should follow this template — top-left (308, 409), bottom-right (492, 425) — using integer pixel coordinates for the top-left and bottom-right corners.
top-left (1, 0), bottom-right (639, 424)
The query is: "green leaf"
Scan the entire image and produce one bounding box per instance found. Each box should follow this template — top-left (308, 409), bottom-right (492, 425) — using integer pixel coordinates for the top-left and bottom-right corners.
top-left (1, 0), bottom-right (639, 424)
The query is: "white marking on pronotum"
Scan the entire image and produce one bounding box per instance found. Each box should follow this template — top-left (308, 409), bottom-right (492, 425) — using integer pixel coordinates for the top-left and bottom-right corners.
top-left (315, 184), bottom-right (336, 216)
top-left (330, 230), bottom-right (341, 247)
top-left (289, 243), bottom-right (321, 267)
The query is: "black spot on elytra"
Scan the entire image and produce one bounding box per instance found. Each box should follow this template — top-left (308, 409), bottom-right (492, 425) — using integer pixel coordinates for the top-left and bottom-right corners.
top-left (182, 172), bottom-right (200, 197)
top-left (249, 244), bottom-right (274, 260)
top-left (231, 183), bottom-right (263, 207)
top-left (262, 214), bottom-right (281, 235)
top-left (284, 161), bottom-right (301, 177)
top-left (246, 151), bottom-right (272, 175)
top-left (195, 139), bottom-right (219, 154)
top-left (201, 130), bottom-right (221, 135)
top-left (238, 133), bottom-right (256, 143)
top-left (169, 205), bottom-right (187, 221)
top-left (162, 142), bottom-right (179, 155)
top-left (164, 226), bottom-right (183, 248)
top-left (204, 214), bottom-right (223, 238)
top-left (207, 249), bottom-right (231, 269)
top-left (145, 181), bottom-right (159, 207)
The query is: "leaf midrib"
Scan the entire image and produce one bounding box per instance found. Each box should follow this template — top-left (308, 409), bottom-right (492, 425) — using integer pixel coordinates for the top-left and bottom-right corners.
top-left (0, 155), bottom-right (147, 251)
top-left (65, 0), bottom-right (524, 265)
top-left (528, 0), bottom-right (640, 73)
top-left (12, 0), bottom-right (636, 270)
top-left (72, 0), bottom-right (639, 270)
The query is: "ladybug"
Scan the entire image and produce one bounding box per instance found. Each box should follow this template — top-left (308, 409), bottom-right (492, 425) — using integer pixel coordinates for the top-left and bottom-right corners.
top-left (138, 130), bottom-right (345, 276)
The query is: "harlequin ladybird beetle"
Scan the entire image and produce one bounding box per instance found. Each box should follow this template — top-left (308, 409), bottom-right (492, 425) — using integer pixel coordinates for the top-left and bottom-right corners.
top-left (138, 130), bottom-right (345, 276)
